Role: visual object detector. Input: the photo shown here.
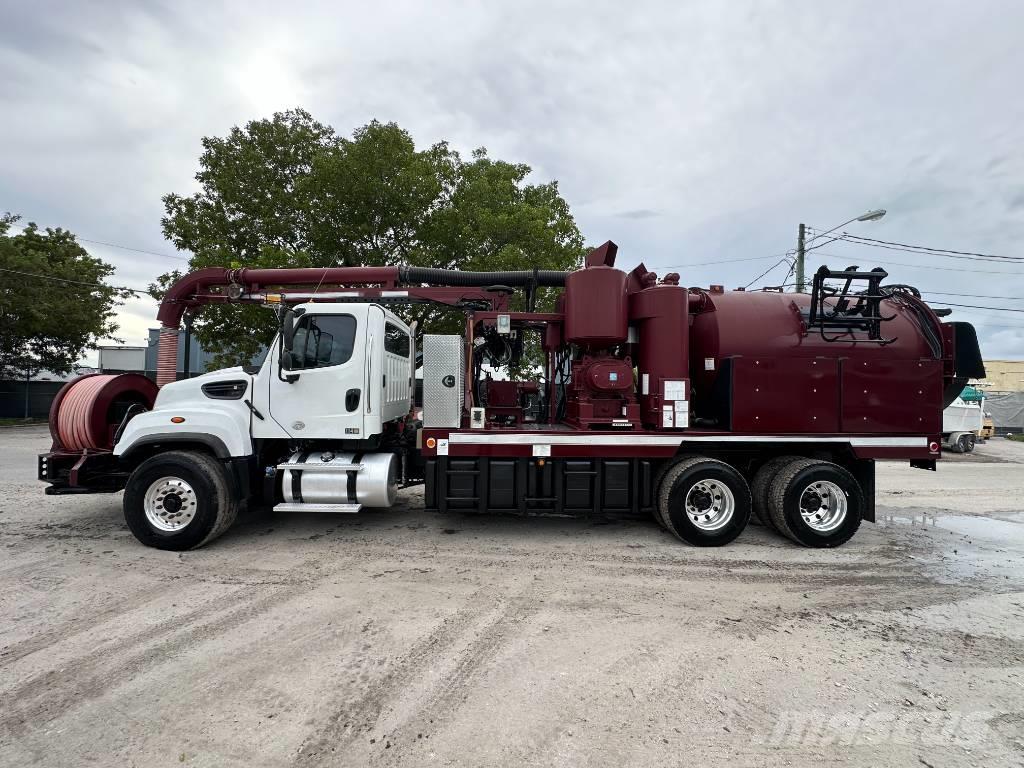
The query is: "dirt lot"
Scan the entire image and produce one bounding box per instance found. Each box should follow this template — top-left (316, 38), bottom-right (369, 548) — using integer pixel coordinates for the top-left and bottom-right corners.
top-left (1, 426), bottom-right (1022, 767)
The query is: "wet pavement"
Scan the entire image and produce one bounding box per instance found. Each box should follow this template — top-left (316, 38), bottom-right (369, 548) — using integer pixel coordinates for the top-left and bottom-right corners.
top-left (1, 428), bottom-right (1023, 767)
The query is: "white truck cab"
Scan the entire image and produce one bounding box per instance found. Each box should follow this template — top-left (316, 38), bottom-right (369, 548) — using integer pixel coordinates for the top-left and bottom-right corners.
top-left (253, 302), bottom-right (413, 441)
top-left (115, 302), bottom-right (413, 459)
top-left (108, 302), bottom-right (415, 548)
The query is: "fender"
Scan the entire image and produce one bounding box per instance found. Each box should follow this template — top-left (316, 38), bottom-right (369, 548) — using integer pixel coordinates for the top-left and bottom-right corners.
top-left (114, 406), bottom-right (253, 459)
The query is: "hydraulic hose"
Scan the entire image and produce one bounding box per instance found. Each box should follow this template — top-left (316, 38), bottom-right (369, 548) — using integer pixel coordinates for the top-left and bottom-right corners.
top-left (399, 266), bottom-right (568, 287)
top-left (50, 373), bottom-right (158, 451)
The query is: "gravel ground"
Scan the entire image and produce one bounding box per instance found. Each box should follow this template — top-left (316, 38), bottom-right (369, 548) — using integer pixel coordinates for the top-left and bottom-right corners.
top-left (1, 426), bottom-right (1023, 767)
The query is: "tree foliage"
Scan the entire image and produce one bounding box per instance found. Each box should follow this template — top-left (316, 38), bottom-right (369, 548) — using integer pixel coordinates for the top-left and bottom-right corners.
top-left (159, 109), bottom-right (585, 369)
top-left (0, 213), bottom-right (130, 379)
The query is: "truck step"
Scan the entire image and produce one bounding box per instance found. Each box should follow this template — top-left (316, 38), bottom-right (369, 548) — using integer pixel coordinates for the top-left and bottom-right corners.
top-left (273, 502), bottom-right (362, 514)
top-left (277, 463), bottom-right (363, 473)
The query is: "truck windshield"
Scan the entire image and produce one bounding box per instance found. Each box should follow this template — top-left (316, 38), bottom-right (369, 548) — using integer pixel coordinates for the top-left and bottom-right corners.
top-left (289, 314), bottom-right (357, 369)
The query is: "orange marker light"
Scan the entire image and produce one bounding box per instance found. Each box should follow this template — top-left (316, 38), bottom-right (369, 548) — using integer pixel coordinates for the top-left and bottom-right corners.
top-left (426, 437), bottom-right (436, 449)
top-left (170, 416), bottom-right (186, 424)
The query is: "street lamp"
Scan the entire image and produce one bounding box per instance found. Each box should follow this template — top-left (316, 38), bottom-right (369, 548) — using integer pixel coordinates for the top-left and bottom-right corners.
top-left (795, 209), bottom-right (887, 292)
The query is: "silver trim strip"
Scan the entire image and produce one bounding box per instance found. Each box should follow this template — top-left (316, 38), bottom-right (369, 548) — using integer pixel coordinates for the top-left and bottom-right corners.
top-left (276, 464), bottom-right (363, 473)
top-left (274, 502), bottom-right (362, 513)
top-left (447, 434), bottom-right (929, 448)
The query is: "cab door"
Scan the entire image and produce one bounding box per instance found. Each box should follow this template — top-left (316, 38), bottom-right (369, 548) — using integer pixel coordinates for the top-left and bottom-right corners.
top-left (263, 305), bottom-right (370, 440)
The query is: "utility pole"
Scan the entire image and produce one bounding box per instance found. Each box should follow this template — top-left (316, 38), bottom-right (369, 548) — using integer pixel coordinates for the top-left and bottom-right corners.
top-left (795, 222), bottom-right (806, 293)
top-left (794, 209), bottom-right (885, 293)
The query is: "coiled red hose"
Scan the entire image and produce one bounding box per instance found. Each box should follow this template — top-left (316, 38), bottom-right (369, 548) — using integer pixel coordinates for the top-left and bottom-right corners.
top-left (50, 374), bottom-right (158, 451)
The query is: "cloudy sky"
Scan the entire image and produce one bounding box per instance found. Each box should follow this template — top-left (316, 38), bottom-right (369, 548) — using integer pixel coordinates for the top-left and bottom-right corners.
top-left (2, 0), bottom-right (1022, 358)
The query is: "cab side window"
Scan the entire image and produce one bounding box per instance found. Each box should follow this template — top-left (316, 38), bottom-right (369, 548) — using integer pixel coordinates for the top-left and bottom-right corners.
top-left (289, 314), bottom-right (357, 369)
top-left (384, 322), bottom-right (410, 357)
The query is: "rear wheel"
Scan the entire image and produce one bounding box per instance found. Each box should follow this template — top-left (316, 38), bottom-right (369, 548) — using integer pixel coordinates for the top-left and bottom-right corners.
top-left (965, 434), bottom-right (977, 453)
top-left (658, 458), bottom-right (751, 546)
top-left (124, 450), bottom-right (238, 550)
top-left (750, 456), bottom-right (799, 530)
top-left (650, 460), bottom-right (676, 528)
top-left (767, 459), bottom-right (863, 548)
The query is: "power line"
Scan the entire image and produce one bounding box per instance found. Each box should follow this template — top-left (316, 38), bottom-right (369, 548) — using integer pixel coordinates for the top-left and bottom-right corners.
top-left (920, 290), bottom-right (1021, 300)
top-left (806, 228), bottom-right (1024, 264)
top-left (928, 301), bottom-right (1024, 313)
top-left (743, 256), bottom-right (790, 289)
top-left (0, 267), bottom-right (151, 296)
top-left (837, 232), bottom-right (1024, 262)
top-left (808, 251), bottom-right (1024, 275)
top-left (8, 222), bottom-right (190, 262)
top-left (75, 237), bottom-right (190, 262)
top-left (657, 253), bottom-right (785, 270)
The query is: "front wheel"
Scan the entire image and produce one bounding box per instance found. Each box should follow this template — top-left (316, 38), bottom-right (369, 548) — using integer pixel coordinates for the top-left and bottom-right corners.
top-left (123, 450), bottom-right (238, 551)
top-left (657, 458), bottom-right (752, 546)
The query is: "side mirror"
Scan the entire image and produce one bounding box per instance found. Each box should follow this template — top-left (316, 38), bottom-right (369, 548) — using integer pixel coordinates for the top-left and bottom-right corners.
top-left (278, 308), bottom-right (304, 382)
top-left (282, 309), bottom-right (298, 356)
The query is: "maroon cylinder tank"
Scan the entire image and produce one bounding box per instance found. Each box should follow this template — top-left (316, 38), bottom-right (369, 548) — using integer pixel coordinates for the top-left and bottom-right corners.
top-left (688, 290), bottom-right (947, 434)
top-left (629, 284), bottom-right (690, 429)
top-left (564, 266), bottom-right (628, 347)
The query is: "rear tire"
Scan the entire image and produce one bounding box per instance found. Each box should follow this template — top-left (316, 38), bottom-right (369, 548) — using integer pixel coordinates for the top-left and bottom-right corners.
top-left (750, 456), bottom-right (799, 530)
top-left (124, 450), bottom-right (238, 551)
top-left (658, 458), bottom-right (751, 546)
top-left (767, 459), bottom-right (863, 548)
top-left (650, 460), bottom-right (676, 528)
top-left (965, 434), bottom-right (976, 453)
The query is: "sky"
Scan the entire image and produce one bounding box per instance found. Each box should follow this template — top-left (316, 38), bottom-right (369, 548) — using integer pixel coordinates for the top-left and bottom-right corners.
top-left (2, 0), bottom-right (1023, 360)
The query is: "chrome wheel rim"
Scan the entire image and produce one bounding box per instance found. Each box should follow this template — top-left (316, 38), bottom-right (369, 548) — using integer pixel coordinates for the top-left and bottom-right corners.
top-left (144, 476), bottom-right (198, 532)
top-left (799, 480), bottom-right (847, 532)
top-left (684, 479), bottom-right (735, 531)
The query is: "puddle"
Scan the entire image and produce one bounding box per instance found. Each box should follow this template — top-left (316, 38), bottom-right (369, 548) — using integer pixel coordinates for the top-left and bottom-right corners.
top-left (879, 511), bottom-right (1024, 543)
top-left (877, 511), bottom-right (1024, 583)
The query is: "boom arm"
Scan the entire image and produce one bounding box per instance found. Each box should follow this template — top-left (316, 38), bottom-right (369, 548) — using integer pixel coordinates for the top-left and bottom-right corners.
top-left (155, 263), bottom-right (580, 329)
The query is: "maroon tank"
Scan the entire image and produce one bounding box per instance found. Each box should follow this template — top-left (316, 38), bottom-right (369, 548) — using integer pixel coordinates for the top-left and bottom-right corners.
top-left (687, 290), bottom-right (945, 434)
top-left (564, 266), bottom-right (628, 347)
top-left (630, 283), bottom-right (690, 429)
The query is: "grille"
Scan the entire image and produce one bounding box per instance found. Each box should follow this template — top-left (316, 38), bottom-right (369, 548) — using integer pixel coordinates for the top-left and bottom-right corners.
top-left (201, 380), bottom-right (248, 400)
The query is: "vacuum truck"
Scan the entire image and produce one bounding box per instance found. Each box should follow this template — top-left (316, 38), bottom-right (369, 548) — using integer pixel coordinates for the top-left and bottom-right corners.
top-left (38, 242), bottom-right (985, 551)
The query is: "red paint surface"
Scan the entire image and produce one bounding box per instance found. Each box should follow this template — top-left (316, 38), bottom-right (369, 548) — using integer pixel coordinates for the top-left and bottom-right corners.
top-left (630, 283), bottom-right (690, 428)
top-left (564, 266), bottom-right (628, 347)
top-left (50, 373), bottom-right (158, 451)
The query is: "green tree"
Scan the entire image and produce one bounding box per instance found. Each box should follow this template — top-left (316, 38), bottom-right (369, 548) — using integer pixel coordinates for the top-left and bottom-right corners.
top-left (159, 109), bottom-right (585, 369)
top-left (0, 214), bottom-right (130, 381)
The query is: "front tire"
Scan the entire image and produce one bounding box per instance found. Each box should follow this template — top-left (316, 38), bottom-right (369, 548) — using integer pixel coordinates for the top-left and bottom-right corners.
top-left (767, 459), bottom-right (863, 548)
top-left (124, 450), bottom-right (238, 551)
top-left (658, 458), bottom-right (751, 546)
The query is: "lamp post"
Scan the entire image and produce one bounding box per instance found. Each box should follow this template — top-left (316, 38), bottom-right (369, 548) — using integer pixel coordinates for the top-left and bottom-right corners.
top-left (795, 209), bottom-right (886, 292)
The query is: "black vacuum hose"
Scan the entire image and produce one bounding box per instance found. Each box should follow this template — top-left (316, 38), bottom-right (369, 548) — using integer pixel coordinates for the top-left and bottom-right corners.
top-left (399, 266), bottom-right (567, 287)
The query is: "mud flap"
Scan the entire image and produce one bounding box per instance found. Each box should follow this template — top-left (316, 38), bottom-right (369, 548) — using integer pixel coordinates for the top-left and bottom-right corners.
top-left (850, 458), bottom-right (875, 523)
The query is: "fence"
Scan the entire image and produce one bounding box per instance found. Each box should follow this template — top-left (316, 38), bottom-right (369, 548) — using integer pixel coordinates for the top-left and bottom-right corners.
top-left (0, 380), bottom-right (66, 420)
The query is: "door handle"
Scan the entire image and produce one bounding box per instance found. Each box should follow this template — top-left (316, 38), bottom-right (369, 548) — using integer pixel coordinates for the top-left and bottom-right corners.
top-left (345, 389), bottom-right (360, 412)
